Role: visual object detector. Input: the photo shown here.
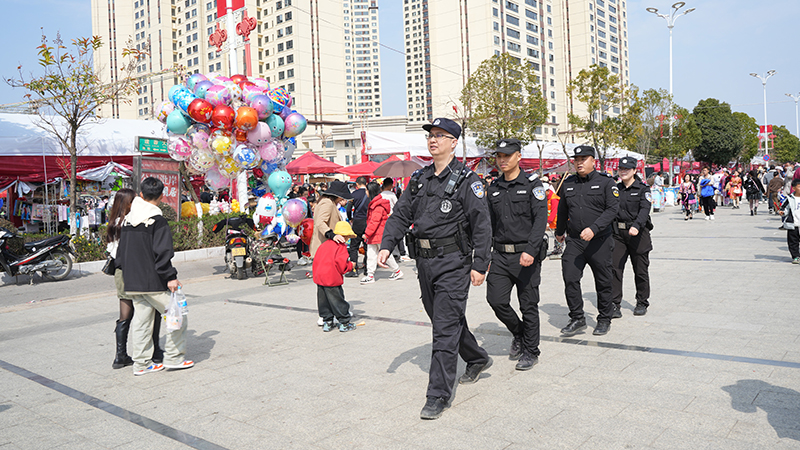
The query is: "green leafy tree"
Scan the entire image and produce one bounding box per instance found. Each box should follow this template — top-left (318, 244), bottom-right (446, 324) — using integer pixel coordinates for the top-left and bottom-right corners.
top-left (566, 64), bottom-right (624, 165)
top-left (658, 106), bottom-right (702, 175)
top-left (460, 53), bottom-right (548, 149)
top-left (772, 125), bottom-right (800, 163)
top-left (6, 33), bottom-right (143, 234)
top-left (629, 88), bottom-right (672, 165)
top-left (692, 98), bottom-right (743, 166)
top-left (732, 112), bottom-right (759, 164)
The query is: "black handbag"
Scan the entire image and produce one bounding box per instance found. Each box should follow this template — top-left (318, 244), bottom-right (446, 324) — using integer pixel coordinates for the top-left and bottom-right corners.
top-left (102, 256), bottom-right (116, 276)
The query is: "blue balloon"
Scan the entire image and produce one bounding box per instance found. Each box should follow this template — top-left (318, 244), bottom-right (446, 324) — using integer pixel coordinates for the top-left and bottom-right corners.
top-left (194, 80), bottom-right (214, 99)
top-left (166, 109), bottom-right (191, 134)
top-left (168, 85), bottom-right (184, 103)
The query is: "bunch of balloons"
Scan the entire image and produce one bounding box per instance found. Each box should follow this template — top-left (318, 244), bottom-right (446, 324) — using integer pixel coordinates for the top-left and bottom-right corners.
top-left (156, 72), bottom-right (308, 192)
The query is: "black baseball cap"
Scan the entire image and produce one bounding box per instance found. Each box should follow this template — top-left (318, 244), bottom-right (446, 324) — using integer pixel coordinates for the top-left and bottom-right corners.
top-left (422, 118), bottom-right (461, 140)
top-left (494, 138), bottom-right (522, 155)
top-left (619, 156), bottom-right (637, 169)
top-left (572, 145), bottom-right (596, 158)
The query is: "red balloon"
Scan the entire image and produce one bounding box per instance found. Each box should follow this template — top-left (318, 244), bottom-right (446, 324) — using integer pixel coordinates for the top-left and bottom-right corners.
top-left (230, 74), bottom-right (248, 85)
top-left (234, 128), bottom-right (248, 142)
top-left (298, 218), bottom-right (314, 246)
top-left (252, 167), bottom-right (264, 178)
top-left (187, 98), bottom-right (214, 123)
top-left (238, 80), bottom-right (255, 90)
top-left (235, 106), bottom-right (259, 131)
top-left (211, 105), bottom-right (235, 130)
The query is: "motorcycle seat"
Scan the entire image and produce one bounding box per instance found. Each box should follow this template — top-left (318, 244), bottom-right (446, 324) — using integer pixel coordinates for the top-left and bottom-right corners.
top-left (24, 235), bottom-right (68, 250)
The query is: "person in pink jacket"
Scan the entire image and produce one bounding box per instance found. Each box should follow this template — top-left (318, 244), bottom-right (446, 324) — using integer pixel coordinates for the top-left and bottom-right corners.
top-left (361, 181), bottom-right (403, 284)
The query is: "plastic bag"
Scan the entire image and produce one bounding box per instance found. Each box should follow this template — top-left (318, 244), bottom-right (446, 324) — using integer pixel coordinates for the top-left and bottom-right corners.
top-left (165, 291), bottom-right (183, 332)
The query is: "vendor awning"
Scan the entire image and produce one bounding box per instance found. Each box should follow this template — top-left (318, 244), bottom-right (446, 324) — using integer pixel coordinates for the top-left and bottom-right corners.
top-left (286, 151), bottom-right (344, 175)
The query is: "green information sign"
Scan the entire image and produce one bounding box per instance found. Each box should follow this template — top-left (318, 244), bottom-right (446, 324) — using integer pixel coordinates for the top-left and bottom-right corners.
top-left (138, 137), bottom-right (168, 154)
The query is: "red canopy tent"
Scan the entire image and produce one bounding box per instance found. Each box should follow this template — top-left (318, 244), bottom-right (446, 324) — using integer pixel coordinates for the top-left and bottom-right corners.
top-left (285, 151), bottom-right (343, 175)
top-left (337, 155), bottom-right (403, 179)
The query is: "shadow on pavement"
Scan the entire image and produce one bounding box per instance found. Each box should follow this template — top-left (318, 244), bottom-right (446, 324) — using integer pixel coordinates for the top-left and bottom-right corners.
top-left (185, 329), bottom-right (218, 363)
top-left (0, 404), bottom-right (11, 414)
top-left (722, 379), bottom-right (800, 441)
top-left (754, 254), bottom-right (790, 262)
top-left (387, 342), bottom-right (430, 374)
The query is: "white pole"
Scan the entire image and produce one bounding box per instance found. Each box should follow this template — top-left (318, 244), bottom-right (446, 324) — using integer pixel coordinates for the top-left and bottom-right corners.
top-left (227, 0), bottom-right (238, 75)
top-left (763, 81), bottom-right (768, 158)
top-left (796, 99), bottom-right (799, 137)
top-left (668, 26), bottom-right (673, 98)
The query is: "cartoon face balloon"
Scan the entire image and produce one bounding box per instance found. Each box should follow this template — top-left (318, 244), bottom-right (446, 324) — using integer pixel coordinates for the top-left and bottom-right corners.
top-left (267, 170), bottom-right (293, 200)
top-left (235, 106), bottom-right (259, 131)
top-left (265, 114), bottom-right (285, 138)
top-left (249, 94), bottom-right (274, 119)
top-left (248, 122), bottom-right (273, 146)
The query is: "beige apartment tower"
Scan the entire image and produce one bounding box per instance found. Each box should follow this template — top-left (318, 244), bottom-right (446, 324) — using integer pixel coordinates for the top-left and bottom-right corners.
top-left (402, 0), bottom-right (629, 141)
top-left (91, 0), bottom-right (383, 128)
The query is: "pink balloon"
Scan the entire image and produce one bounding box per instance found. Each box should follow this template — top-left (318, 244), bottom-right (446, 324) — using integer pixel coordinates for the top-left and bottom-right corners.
top-left (248, 122), bottom-right (274, 146)
top-left (204, 166), bottom-right (229, 190)
top-left (258, 141), bottom-right (279, 162)
top-left (282, 198), bottom-right (307, 228)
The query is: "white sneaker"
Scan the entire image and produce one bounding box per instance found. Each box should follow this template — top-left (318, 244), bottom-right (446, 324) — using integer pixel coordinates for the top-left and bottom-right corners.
top-left (389, 270), bottom-right (404, 281)
top-left (297, 256), bottom-right (310, 266)
top-left (360, 275), bottom-right (375, 284)
top-left (710, 215), bottom-right (715, 220)
top-left (705, 216), bottom-right (710, 221)
top-left (317, 317), bottom-right (324, 326)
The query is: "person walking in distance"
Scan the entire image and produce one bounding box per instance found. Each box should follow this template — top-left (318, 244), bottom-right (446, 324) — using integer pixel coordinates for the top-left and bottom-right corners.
top-left (346, 176), bottom-right (370, 277)
top-left (361, 181), bottom-right (403, 283)
top-left (697, 168), bottom-right (716, 220)
top-left (485, 139), bottom-right (547, 371)
top-left (611, 158), bottom-right (653, 318)
top-left (378, 118), bottom-right (492, 420)
top-left (555, 146), bottom-right (620, 337)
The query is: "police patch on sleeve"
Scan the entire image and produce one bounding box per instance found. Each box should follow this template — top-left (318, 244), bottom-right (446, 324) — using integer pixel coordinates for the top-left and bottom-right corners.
top-left (533, 186), bottom-right (546, 201)
top-left (612, 186), bottom-right (620, 198)
top-left (645, 192), bottom-right (653, 203)
top-left (470, 181), bottom-right (485, 198)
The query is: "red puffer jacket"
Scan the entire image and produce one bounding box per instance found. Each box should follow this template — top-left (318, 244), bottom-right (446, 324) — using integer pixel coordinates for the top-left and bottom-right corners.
top-left (312, 240), bottom-right (353, 287)
top-left (364, 195), bottom-right (391, 245)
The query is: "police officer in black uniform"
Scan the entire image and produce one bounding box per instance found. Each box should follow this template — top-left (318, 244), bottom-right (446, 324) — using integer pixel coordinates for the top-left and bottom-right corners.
top-left (555, 146), bottom-right (619, 336)
top-left (611, 156), bottom-right (652, 317)
top-left (378, 118), bottom-right (492, 420)
top-left (486, 138), bottom-right (547, 371)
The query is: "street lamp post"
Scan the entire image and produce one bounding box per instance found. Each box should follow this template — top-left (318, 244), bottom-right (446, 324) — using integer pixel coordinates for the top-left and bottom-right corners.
top-left (786, 93), bottom-right (800, 137)
top-left (647, 2), bottom-right (694, 182)
top-left (750, 70), bottom-right (776, 159)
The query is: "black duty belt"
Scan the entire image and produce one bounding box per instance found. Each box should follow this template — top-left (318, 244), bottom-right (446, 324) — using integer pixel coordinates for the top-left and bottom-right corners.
top-left (616, 222), bottom-right (634, 230)
top-left (494, 242), bottom-right (527, 254)
top-left (415, 235), bottom-right (461, 258)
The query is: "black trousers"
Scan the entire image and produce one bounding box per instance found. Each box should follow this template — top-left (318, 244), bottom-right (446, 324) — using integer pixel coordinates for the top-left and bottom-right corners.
top-left (611, 231), bottom-right (651, 308)
top-left (700, 196), bottom-right (715, 215)
top-left (348, 221), bottom-right (367, 272)
top-left (417, 252), bottom-right (489, 400)
top-left (317, 285), bottom-right (351, 324)
top-left (788, 228), bottom-right (800, 259)
top-left (486, 251), bottom-right (541, 355)
top-left (561, 234), bottom-right (615, 323)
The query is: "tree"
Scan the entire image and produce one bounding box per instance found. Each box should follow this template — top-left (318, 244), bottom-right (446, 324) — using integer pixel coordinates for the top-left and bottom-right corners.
top-left (732, 112), bottom-right (759, 164)
top-left (657, 106), bottom-right (702, 175)
top-left (772, 125), bottom-right (800, 163)
top-left (629, 87), bottom-right (672, 165)
top-left (566, 64), bottom-right (624, 165)
top-left (460, 53), bottom-right (548, 149)
top-left (692, 98), bottom-right (743, 166)
top-left (6, 33), bottom-right (143, 234)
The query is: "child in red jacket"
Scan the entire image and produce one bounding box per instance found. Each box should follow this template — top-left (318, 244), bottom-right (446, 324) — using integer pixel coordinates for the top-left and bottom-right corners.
top-left (362, 181), bottom-right (403, 284)
top-left (313, 221), bottom-right (357, 332)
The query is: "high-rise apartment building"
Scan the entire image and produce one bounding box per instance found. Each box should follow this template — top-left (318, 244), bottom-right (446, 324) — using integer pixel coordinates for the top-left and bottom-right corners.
top-left (91, 0), bottom-right (382, 128)
top-left (402, 0), bottom-right (629, 141)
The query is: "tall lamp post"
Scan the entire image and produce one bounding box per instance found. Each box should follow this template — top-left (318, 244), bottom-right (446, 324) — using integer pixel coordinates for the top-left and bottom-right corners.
top-left (647, 2), bottom-right (694, 181)
top-left (750, 70), bottom-right (776, 159)
top-left (786, 93), bottom-right (800, 137)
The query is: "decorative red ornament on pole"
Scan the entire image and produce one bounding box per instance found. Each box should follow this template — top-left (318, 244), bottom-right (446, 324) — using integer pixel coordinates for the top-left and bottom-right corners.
top-left (236, 10), bottom-right (257, 77)
top-left (209, 23), bottom-right (228, 53)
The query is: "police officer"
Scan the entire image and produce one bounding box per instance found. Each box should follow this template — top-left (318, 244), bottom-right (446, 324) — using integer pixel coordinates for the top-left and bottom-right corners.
top-left (486, 138), bottom-right (547, 371)
top-left (555, 146), bottom-right (619, 336)
top-left (611, 157), bottom-right (652, 317)
top-left (378, 118), bottom-right (492, 420)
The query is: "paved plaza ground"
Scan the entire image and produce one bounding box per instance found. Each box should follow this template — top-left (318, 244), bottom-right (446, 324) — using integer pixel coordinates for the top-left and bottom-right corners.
top-left (1, 203), bottom-right (799, 449)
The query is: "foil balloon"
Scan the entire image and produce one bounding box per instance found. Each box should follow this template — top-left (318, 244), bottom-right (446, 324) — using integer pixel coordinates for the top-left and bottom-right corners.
top-left (187, 98), bottom-right (214, 123)
top-left (233, 144), bottom-right (260, 169)
top-left (248, 122), bottom-right (273, 146)
top-left (212, 75), bottom-right (232, 85)
top-left (168, 84), bottom-right (187, 104)
top-left (166, 109), bottom-right (191, 134)
top-left (174, 89), bottom-right (198, 113)
top-left (297, 218), bottom-right (314, 246)
top-left (235, 106), bottom-right (259, 131)
top-left (167, 136), bottom-right (193, 161)
top-left (230, 74), bottom-right (248, 85)
top-left (281, 198), bottom-right (308, 228)
top-left (187, 73), bottom-right (208, 91)
top-left (206, 72), bottom-right (222, 82)
top-left (265, 114), bottom-right (285, 138)
top-left (193, 80), bottom-right (213, 99)
top-left (234, 128), bottom-right (248, 142)
top-left (252, 77), bottom-right (270, 90)
top-left (211, 104), bottom-right (235, 130)
top-left (260, 160), bottom-right (279, 175)
top-left (249, 94), bottom-right (274, 119)
top-left (279, 105), bottom-right (292, 120)
top-left (269, 87), bottom-right (291, 111)
top-left (267, 170), bottom-right (293, 201)
top-left (257, 140), bottom-right (279, 162)
top-left (253, 193), bottom-right (277, 225)
top-left (283, 112), bottom-right (307, 138)
top-left (223, 81), bottom-right (242, 102)
top-left (284, 233), bottom-right (300, 245)
top-left (186, 124), bottom-right (211, 150)
top-left (242, 84), bottom-right (264, 104)
top-left (209, 130), bottom-right (233, 156)
top-left (205, 84), bottom-right (232, 106)
top-left (156, 101), bottom-right (174, 123)
top-left (204, 166), bottom-right (229, 190)
top-left (188, 149), bottom-right (215, 174)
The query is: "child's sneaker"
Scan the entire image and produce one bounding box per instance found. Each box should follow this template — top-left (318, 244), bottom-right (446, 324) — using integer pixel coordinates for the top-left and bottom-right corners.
top-left (400, 255), bottom-right (413, 262)
top-left (165, 360), bottom-right (194, 370)
top-left (360, 275), bottom-right (375, 284)
top-left (322, 321), bottom-right (334, 332)
top-left (317, 316), bottom-right (324, 326)
top-left (339, 322), bottom-right (356, 332)
top-left (389, 270), bottom-right (404, 281)
top-left (133, 363), bottom-right (164, 376)
top-left (793, 257), bottom-right (800, 265)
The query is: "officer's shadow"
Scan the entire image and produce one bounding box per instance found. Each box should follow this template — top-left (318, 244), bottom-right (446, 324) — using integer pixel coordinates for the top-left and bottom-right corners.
top-left (387, 342), bottom-right (431, 375)
top-left (722, 379), bottom-right (800, 441)
top-left (540, 297), bottom-right (600, 331)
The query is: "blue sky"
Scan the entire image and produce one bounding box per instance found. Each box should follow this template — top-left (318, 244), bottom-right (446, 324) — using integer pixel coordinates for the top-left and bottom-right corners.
top-left (2, 0), bottom-right (799, 135)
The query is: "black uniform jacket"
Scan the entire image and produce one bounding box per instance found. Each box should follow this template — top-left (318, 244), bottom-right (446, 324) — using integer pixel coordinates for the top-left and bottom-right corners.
top-left (555, 169), bottom-right (620, 239)
top-left (488, 172), bottom-right (548, 257)
top-left (380, 157), bottom-right (492, 273)
top-left (616, 179), bottom-right (651, 231)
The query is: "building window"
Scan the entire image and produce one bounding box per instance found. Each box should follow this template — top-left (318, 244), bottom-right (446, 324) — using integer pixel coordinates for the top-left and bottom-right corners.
top-left (507, 28), bottom-right (520, 39)
top-left (525, 9), bottom-right (537, 20)
top-left (506, 14), bottom-right (519, 26)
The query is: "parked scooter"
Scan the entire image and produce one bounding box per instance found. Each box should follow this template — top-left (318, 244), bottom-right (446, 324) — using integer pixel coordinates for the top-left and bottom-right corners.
top-left (0, 227), bottom-right (75, 281)
top-left (212, 215), bottom-right (256, 280)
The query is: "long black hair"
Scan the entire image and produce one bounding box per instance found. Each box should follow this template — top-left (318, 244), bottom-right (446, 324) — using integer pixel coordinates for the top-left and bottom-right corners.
top-left (366, 181), bottom-right (381, 199)
top-left (106, 188), bottom-right (136, 243)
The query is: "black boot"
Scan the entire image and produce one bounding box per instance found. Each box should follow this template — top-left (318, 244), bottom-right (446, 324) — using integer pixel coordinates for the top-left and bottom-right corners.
top-left (112, 319), bottom-right (134, 369)
top-left (152, 313), bottom-right (164, 364)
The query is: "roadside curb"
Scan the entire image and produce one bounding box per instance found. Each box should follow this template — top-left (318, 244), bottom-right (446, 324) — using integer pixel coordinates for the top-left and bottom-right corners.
top-left (74, 246), bottom-right (225, 274)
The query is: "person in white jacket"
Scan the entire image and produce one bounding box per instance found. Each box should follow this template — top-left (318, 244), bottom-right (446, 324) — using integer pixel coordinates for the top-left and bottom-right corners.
top-left (779, 179), bottom-right (800, 264)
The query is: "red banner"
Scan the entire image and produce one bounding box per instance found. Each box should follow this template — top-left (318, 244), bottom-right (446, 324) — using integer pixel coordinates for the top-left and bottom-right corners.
top-left (142, 158), bottom-right (181, 218)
